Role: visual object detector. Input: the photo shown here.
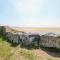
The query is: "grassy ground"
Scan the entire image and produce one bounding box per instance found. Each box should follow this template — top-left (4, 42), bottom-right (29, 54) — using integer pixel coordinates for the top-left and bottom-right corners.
top-left (0, 36), bottom-right (60, 60)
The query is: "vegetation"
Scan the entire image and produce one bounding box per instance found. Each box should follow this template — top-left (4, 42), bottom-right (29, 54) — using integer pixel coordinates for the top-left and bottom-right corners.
top-left (0, 36), bottom-right (13, 60)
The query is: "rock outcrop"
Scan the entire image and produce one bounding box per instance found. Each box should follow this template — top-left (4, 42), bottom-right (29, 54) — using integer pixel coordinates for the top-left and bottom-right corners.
top-left (5, 31), bottom-right (41, 47)
top-left (20, 33), bottom-right (40, 47)
top-left (0, 26), bottom-right (60, 49)
top-left (40, 33), bottom-right (60, 48)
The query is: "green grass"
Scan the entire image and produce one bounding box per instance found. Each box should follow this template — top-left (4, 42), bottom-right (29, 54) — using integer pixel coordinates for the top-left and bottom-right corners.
top-left (0, 36), bottom-right (13, 60)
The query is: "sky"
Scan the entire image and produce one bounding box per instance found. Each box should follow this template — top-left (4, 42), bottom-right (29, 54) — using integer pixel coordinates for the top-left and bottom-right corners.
top-left (0, 0), bottom-right (60, 27)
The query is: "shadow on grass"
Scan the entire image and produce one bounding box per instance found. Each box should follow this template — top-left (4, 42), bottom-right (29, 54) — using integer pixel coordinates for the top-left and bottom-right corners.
top-left (0, 35), bottom-right (6, 42)
top-left (20, 44), bottom-right (40, 50)
top-left (40, 45), bottom-right (60, 57)
top-left (10, 43), bottom-right (19, 47)
top-left (20, 44), bottom-right (60, 58)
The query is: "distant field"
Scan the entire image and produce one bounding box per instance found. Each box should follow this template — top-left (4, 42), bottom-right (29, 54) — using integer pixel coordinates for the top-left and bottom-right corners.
top-left (13, 27), bottom-right (60, 31)
top-left (13, 27), bottom-right (60, 34)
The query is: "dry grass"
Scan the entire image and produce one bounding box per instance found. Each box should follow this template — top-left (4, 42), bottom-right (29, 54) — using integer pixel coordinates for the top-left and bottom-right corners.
top-left (0, 36), bottom-right (60, 60)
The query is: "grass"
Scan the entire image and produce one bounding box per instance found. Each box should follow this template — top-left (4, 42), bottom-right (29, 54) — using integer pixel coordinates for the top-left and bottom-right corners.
top-left (0, 36), bottom-right (60, 60)
top-left (19, 49), bottom-right (35, 60)
top-left (0, 36), bottom-right (13, 60)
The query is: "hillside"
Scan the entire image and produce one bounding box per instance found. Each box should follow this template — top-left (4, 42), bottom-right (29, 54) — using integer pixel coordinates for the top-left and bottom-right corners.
top-left (0, 32), bottom-right (60, 60)
top-left (0, 26), bottom-right (60, 60)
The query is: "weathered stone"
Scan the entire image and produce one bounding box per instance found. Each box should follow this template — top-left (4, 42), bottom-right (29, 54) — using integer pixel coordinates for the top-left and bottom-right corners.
top-left (40, 33), bottom-right (60, 48)
top-left (20, 33), bottom-right (40, 47)
top-left (12, 34), bottom-right (19, 44)
top-left (28, 34), bottom-right (40, 46)
top-left (19, 33), bottom-right (30, 46)
top-left (6, 32), bottom-right (13, 42)
top-left (6, 32), bottom-right (26, 45)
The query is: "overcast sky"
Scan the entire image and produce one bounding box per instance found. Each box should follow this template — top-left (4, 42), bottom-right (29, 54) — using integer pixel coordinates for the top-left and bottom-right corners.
top-left (0, 0), bottom-right (60, 27)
